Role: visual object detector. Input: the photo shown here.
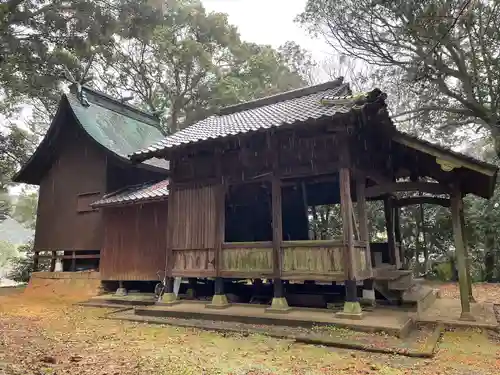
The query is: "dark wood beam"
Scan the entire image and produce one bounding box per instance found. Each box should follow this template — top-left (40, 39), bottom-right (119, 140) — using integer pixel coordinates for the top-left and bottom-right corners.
top-left (383, 197), bottom-right (400, 268)
top-left (395, 196), bottom-right (451, 208)
top-left (394, 206), bottom-right (403, 267)
top-left (271, 175), bottom-right (283, 279)
top-left (214, 151), bottom-right (225, 278)
top-left (340, 168), bottom-right (355, 280)
top-left (366, 182), bottom-right (449, 198)
top-left (356, 175), bottom-right (372, 272)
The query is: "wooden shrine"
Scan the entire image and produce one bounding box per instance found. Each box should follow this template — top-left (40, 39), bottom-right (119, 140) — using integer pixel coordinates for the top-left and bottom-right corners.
top-left (131, 79), bottom-right (498, 319)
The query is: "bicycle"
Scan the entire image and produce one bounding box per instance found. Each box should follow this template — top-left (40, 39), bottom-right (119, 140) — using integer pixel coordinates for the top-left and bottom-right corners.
top-left (154, 270), bottom-right (166, 302)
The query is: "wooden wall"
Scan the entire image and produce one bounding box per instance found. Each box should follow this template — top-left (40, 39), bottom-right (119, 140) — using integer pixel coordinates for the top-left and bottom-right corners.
top-left (172, 130), bottom-right (342, 186)
top-left (35, 124), bottom-right (106, 251)
top-left (164, 124), bottom-right (376, 281)
top-left (169, 184), bottom-right (217, 277)
top-left (100, 201), bottom-right (168, 280)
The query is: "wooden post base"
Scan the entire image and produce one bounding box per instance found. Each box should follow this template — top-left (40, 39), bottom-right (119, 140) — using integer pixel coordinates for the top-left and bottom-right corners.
top-left (207, 294), bottom-right (229, 309)
top-left (161, 292), bottom-right (178, 305)
top-left (336, 301), bottom-right (364, 320)
top-left (266, 297), bottom-right (291, 313)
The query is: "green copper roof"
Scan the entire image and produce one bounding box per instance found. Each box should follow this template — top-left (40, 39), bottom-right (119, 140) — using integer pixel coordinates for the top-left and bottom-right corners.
top-left (12, 87), bottom-right (169, 185)
top-left (67, 90), bottom-right (169, 170)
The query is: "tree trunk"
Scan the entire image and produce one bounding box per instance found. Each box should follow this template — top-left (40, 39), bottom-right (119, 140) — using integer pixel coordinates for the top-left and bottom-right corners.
top-left (484, 232), bottom-right (495, 282)
top-left (450, 255), bottom-right (458, 282)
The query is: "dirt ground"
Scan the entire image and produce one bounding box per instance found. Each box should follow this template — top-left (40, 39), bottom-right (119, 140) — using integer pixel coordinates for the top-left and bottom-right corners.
top-left (0, 284), bottom-right (499, 375)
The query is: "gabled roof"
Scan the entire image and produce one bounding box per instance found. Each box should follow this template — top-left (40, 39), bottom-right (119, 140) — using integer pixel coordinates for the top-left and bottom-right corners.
top-left (91, 179), bottom-right (169, 208)
top-left (13, 87), bottom-right (169, 185)
top-left (127, 77), bottom-right (497, 199)
top-left (131, 78), bottom-right (352, 161)
top-left (392, 132), bottom-right (498, 198)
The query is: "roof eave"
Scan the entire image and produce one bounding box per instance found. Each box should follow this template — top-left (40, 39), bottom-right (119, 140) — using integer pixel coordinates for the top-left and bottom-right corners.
top-left (11, 97), bottom-right (69, 185)
top-left (129, 109), bottom-right (357, 162)
top-left (92, 195), bottom-right (168, 209)
top-left (392, 132), bottom-right (499, 199)
top-left (67, 99), bottom-right (170, 174)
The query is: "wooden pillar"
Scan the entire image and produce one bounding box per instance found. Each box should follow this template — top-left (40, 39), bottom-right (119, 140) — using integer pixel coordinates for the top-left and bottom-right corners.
top-left (383, 197), bottom-right (400, 268)
top-left (268, 175), bottom-right (289, 311)
top-left (394, 207), bottom-right (404, 267)
top-left (459, 204), bottom-right (475, 302)
top-left (33, 251), bottom-right (39, 273)
top-left (450, 185), bottom-right (474, 320)
top-left (214, 277), bottom-right (225, 295)
top-left (71, 251), bottom-right (76, 272)
top-left (50, 251), bottom-right (56, 272)
top-left (357, 176), bottom-right (374, 305)
top-left (161, 177), bottom-right (177, 304)
top-left (210, 177), bottom-right (229, 308)
top-left (356, 176), bottom-right (371, 271)
top-left (339, 167), bottom-right (362, 317)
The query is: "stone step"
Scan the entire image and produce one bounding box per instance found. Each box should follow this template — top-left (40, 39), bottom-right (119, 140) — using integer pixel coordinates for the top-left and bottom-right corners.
top-left (388, 273), bottom-right (414, 291)
top-left (374, 269), bottom-right (413, 281)
top-left (402, 284), bottom-right (437, 314)
top-left (373, 281), bottom-right (401, 305)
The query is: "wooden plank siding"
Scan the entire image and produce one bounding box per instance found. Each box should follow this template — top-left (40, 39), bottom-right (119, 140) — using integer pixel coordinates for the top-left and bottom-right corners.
top-left (281, 242), bottom-right (345, 281)
top-left (35, 124), bottom-right (106, 251)
top-left (100, 202), bottom-right (168, 280)
top-left (169, 184), bottom-right (218, 277)
top-left (220, 242), bottom-right (273, 278)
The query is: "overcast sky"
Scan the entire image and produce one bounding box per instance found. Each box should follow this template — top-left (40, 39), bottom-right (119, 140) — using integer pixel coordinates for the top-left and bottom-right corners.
top-left (202, 0), bottom-right (331, 60)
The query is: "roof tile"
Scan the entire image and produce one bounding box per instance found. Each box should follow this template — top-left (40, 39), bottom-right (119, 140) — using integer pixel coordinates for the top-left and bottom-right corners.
top-left (91, 179), bottom-right (169, 208)
top-left (131, 80), bottom-right (352, 159)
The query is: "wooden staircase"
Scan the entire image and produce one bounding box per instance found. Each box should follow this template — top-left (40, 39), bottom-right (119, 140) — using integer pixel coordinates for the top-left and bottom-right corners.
top-left (373, 265), bottom-right (437, 313)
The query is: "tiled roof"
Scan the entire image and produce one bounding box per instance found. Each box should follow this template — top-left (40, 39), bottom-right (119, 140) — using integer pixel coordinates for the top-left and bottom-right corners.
top-left (131, 79), bottom-right (357, 160)
top-left (91, 179), bottom-right (169, 208)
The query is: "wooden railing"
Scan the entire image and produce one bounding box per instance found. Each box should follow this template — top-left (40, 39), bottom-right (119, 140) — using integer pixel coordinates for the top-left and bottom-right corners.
top-left (34, 250), bottom-right (100, 272)
top-left (281, 240), bottom-right (345, 281)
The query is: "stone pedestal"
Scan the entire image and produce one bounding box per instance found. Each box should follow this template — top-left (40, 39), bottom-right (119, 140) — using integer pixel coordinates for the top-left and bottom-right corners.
top-left (161, 292), bottom-right (178, 305)
top-left (266, 297), bottom-right (291, 313)
top-left (336, 301), bottom-right (364, 320)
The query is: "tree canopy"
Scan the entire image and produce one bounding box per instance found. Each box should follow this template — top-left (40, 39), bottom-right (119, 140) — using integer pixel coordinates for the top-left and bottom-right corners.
top-left (298, 0), bottom-right (500, 156)
top-left (0, 0), bottom-right (311, 209)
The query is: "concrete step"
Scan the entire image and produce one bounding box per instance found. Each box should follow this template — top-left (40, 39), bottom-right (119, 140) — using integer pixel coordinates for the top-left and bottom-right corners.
top-left (388, 273), bottom-right (414, 291)
top-left (374, 269), bottom-right (413, 281)
top-left (402, 284), bottom-right (437, 314)
top-left (373, 281), bottom-right (401, 305)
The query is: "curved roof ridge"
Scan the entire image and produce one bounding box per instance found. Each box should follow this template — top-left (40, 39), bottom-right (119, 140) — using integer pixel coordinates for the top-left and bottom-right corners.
top-left (13, 92), bottom-right (169, 185)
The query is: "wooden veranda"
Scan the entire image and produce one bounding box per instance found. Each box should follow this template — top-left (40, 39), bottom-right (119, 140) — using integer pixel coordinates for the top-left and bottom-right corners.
top-left (131, 80), bottom-right (497, 319)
